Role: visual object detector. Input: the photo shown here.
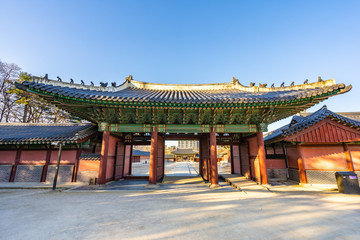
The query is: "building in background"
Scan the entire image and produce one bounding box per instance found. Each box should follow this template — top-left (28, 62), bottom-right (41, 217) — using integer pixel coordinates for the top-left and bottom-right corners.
top-left (171, 149), bottom-right (198, 162)
top-left (178, 140), bottom-right (199, 150)
top-left (132, 150), bottom-right (150, 164)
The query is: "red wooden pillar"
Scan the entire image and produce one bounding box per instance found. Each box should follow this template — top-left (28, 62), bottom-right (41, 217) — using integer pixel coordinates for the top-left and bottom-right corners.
top-left (156, 135), bottom-right (165, 182)
top-left (9, 147), bottom-right (22, 182)
top-left (256, 132), bottom-right (268, 185)
top-left (199, 135), bottom-right (210, 181)
top-left (230, 145), bottom-right (234, 174)
top-left (41, 149), bottom-right (52, 182)
top-left (123, 145), bottom-right (132, 176)
top-left (115, 141), bottom-right (125, 180)
top-left (149, 127), bottom-right (158, 184)
top-left (210, 127), bottom-right (218, 185)
top-left (129, 145), bottom-right (133, 176)
top-left (343, 143), bottom-right (355, 172)
top-left (98, 131), bottom-right (110, 184)
top-left (297, 144), bottom-right (307, 184)
top-left (199, 138), bottom-right (203, 178)
top-left (72, 148), bottom-right (82, 182)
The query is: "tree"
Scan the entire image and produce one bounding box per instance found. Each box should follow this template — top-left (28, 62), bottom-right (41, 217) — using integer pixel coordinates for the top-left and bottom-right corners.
top-left (0, 59), bottom-right (79, 123)
top-left (0, 60), bottom-right (20, 122)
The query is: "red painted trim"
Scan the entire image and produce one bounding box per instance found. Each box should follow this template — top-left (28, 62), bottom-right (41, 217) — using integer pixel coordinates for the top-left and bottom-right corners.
top-left (9, 147), bottom-right (22, 182)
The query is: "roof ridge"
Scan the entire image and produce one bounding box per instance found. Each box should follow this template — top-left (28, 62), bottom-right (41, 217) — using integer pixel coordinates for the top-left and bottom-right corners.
top-left (26, 76), bottom-right (342, 93)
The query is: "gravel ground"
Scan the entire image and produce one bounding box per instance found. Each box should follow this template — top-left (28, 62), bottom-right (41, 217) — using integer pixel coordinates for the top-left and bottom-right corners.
top-left (1, 176), bottom-right (360, 240)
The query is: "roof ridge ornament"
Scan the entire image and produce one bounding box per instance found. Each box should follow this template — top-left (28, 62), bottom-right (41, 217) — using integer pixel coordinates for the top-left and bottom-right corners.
top-left (259, 83), bottom-right (267, 88)
top-left (232, 77), bottom-right (239, 84)
top-left (126, 75), bottom-right (133, 81)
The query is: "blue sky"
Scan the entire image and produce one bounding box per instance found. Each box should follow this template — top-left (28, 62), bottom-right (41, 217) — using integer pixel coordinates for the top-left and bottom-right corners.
top-left (1, 0), bottom-right (359, 132)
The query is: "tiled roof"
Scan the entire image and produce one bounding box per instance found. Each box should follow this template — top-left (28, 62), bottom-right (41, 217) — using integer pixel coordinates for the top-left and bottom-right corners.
top-left (132, 150), bottom-right (150, 156)
top-left (0, 123), bottom-right (97, 144)
top-left (79, 153), bottom-right (101, 161)
top-left (16, 77), bottom-right (351, 105)
top-left (264, 105), bottom-right (360, 143)
top-left (171, 148), bottom-right (198, 155)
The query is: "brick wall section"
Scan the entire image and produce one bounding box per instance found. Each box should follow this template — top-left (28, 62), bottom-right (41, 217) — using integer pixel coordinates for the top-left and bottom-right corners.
top-left (267, 169), bottom-right (287, 179)
top-left (288, 168), bottom-right (300, 182)
top-left (46, 165), bottom-right (74, 183)
top-left (0, 165), bottom-right (12, 181)
top-left (306, 170), bottom-right (338, 184)
top-left (15, 165), bottom-right (43, 182)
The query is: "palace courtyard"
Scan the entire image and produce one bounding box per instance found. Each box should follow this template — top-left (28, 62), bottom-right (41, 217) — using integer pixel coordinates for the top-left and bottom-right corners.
top-left (1, 162), bottom-right (359, 240)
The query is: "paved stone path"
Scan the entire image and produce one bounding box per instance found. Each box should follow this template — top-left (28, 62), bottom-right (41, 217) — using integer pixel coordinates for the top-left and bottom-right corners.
top-left (165, 162), bottom-right (199, 176)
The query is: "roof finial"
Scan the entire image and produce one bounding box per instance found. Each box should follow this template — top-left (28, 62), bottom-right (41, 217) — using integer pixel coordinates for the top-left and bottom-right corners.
top-left (280, 82), bottom-right (285, 87)
top-left (111, 82), bottom-right (117, 87)
top-left (126, 75), bottom-right (133, 81)
top-left (81, 80), bottom-right (85, 85)
top-left (90, 81), bottom-right (94, 86)
top-left (70, 78), bottom-right (74, 84)
top-left (100, 82), bottom-right (108, 87)
top-left (57, 76), bottom-right (62, 82)
top-left (318, 76), bottom-right (323, 82)
top-left (250, 82), bottom-right (255, 87)
top-left (271, 83), bottom-right (275, 88)
top-left (44, 74), bottom-right (48, 80)
top-left (290, 81), bottom-right (295, 86)
top-left (259, 83), bottom-right (267, 88)
top-left (304, 79), bottom-right (308, 84)
top-left (232, 77), bottom-right (239, 84)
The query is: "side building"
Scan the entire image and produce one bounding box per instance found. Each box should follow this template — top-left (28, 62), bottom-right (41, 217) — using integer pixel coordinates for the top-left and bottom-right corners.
top-left (264, 106), bottom-right (360, 184)
top-left (0, 123), bottom-right (101, 183)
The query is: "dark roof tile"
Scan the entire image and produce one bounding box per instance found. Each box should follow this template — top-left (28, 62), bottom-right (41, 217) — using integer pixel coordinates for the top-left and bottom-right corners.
top-left (0, 123), bottom-right (97, 144)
